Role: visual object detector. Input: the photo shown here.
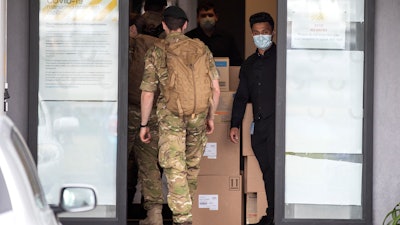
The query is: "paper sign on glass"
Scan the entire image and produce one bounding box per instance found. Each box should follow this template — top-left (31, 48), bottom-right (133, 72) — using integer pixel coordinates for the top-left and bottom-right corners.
top-left (39, 0), bottom-right (119, 101)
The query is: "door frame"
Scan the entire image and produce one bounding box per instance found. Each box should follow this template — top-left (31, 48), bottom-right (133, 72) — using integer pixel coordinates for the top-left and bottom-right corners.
top-left (275, 0), bottom-right (374, 224)
top-left (28, 1), bottom-right (129, 224)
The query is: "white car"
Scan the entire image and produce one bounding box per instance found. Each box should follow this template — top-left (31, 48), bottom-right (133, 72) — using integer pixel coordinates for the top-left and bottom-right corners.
top-left (0, 115), bottom-right (96, 225)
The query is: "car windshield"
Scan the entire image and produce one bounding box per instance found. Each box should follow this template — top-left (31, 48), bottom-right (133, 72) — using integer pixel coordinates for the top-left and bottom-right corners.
top-left (10, 127), bottom-right (48, 209)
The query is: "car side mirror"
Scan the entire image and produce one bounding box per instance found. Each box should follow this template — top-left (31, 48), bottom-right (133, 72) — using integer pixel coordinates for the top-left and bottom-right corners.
top-left (59, 186), bottom-right (97, 213)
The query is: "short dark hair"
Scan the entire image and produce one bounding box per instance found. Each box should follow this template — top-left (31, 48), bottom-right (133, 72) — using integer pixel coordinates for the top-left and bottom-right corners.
top-left (130, 13), bottom-right (145, 33)
top-left (197, 1), bottom-right (217, 15)
top-left (249, 12), bottom-right (274, 30)
top-left (163, 16), bottom-right (186, 30)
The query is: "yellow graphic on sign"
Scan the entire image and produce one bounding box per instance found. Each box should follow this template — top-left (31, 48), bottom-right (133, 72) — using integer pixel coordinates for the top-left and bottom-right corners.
top-left (40, 0), bottom-right (117, 22)
top-left (55, 0), bottom-right (83, 21)
top-left (94, 0), bottom-right (117, 21)
top-left (310, 12), bottom-right (325, 21)
top-left (89, 0), bottom-right (103, 5)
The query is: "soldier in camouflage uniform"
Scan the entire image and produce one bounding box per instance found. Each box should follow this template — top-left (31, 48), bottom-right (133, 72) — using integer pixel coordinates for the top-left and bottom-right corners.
top-left (142, 0), bottom-right (167, 38)
top-left (128, 9), bottom-right (165, 225)
top-left (139, 6), bottom-right (221, 225)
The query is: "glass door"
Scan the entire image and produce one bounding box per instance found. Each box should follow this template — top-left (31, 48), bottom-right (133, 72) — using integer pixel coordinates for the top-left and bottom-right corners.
top-left (29, 0), bottom-right (128, 224)
top-left (276, 0), bottom-right (373, 224)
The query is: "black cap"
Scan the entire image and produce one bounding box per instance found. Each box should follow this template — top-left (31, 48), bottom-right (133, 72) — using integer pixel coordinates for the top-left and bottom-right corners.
top-left (163, 6), bottom-right (188, 21)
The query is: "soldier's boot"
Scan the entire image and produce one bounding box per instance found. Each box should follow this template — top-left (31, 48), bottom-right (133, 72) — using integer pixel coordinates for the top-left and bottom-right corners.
top-left (139, 205), bottom-right (163, 225)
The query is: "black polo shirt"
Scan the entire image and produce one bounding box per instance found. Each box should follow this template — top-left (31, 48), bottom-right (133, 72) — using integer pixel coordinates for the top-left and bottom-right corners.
top-left (230, 43), bottom-right (277, 128)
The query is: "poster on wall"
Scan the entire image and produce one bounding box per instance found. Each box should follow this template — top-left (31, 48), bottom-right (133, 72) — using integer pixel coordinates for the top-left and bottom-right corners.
top-left (39, 0), bottom-right (119, 101)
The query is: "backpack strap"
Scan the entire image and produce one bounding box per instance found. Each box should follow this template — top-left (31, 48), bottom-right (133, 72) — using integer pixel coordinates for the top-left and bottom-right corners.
top-left (153, 39), bottom-right (166, 51)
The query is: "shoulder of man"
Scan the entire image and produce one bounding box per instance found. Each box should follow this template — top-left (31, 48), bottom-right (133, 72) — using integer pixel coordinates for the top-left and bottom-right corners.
top-left (189, 37), bottom-right (206, 46)
top-left (144, 39), bottom-right (167, 65)
top-left (152, 38), bottom-right (166, 51)
top-left (241, 52), bottom-right (259, 68)
top-left (136, 34), bottom-right (159, 45)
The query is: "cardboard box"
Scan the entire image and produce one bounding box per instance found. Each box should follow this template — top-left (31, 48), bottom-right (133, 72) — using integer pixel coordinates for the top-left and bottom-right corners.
top-left (242, 103), bottom-right (254, 156)
top-left (246, 192), bottom-right (267, 224)
top-left (214, 91), bottom-right (235, 123)
top-left (216, 91), bottom-right (235, 113)
top-left (229, 66), bottom-right (241, 91)
top-left (193, 175), bottom-right (243, 225)
top-left (243, 155), bottom-right (265, 193)
top-left (200, 123), bottom-right (240, 176)
top-left (214, 57), bottom-right (230, 92)
top-left (213, 112), bottom-right (231, 124)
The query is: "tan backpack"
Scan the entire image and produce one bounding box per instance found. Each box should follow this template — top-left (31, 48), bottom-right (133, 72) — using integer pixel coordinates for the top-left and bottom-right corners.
top-left (156, 38), bottom-right (214, 117)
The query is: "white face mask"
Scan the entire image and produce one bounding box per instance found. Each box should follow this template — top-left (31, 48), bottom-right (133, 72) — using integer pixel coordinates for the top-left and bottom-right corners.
top-left (253, 34), bottom-right (272, 50)
top-left (199, 17), bottom-right (216, 30)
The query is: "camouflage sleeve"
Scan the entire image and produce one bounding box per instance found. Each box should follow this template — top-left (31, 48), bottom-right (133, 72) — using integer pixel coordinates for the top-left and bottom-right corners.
top-left (140, 46), bottom-right (160, 92)
top-left (206, 47), bottom-right (220, 80)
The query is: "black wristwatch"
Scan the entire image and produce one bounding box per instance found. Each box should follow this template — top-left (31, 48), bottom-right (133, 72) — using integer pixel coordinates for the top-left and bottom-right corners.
top-left (140, 123), bottom-right (148, 128)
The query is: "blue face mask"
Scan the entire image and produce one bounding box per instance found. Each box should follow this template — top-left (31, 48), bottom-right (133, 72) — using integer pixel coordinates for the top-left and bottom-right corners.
top-left (253, 34), bottom-right (272, 50)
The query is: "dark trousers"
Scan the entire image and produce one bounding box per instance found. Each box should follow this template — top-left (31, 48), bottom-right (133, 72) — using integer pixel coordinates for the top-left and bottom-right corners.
top-left (251, 115), bottom-right (275, 215)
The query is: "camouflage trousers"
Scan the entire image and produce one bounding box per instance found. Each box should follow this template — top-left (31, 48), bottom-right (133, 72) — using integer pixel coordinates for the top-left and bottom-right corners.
top-left (128, 104), bottom-right (163, 210)
top-left (157, 106), bottom-right (208, 223)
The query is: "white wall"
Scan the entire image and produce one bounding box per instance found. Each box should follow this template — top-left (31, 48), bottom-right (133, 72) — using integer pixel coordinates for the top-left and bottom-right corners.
top-left (373, 0), bottom-right (400, 224)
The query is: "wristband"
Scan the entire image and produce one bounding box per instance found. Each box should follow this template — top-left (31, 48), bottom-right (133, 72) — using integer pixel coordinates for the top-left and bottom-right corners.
top-left (140, 123), bottom-right (148, 128)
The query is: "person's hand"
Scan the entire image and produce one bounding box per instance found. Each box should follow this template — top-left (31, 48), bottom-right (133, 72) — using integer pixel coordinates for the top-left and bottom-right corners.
top-left (230, 127), bottom-right (240, 144)
top-left (206, 119), bottom-right (215, 134)
top-left (139, 127), bottom-right (151, 143)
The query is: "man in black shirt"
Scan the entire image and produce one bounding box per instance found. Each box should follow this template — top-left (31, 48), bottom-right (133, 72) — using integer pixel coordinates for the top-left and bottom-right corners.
top-left (185, 1), bottom-right (243, 66)
top-left (229, 12), bottom-right (276, 225)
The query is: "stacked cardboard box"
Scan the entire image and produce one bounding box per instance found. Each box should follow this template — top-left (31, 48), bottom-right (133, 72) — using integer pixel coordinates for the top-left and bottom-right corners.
top-left (199, 122), bottom-right (240, 176)
top-left (229, 66), bottom-right (240, 91)
top-left (214, 91), bottom-right (236, 123)
top-left (242, 103), bottom-right (268, 224)
top-left (192, 58), bottom-right (243, 225)
top-left (192, 175), bottom-right (243, 225)
top-left (214, 57), bottom-right (230, 92)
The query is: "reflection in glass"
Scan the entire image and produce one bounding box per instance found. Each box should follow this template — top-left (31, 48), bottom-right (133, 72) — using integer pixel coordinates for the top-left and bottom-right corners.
top-left (285, 0), bottom-right (364, 220)
top-left (37, 101), bottom-right (117, 217)
top-left (61, 187), bottom-right (96, 212)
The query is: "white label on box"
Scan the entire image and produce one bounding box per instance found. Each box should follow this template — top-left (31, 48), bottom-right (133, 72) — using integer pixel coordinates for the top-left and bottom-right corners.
top-left (204, 142), bottom-right (217, 159)
top-left (198, 194), bottom-right (219, 210)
